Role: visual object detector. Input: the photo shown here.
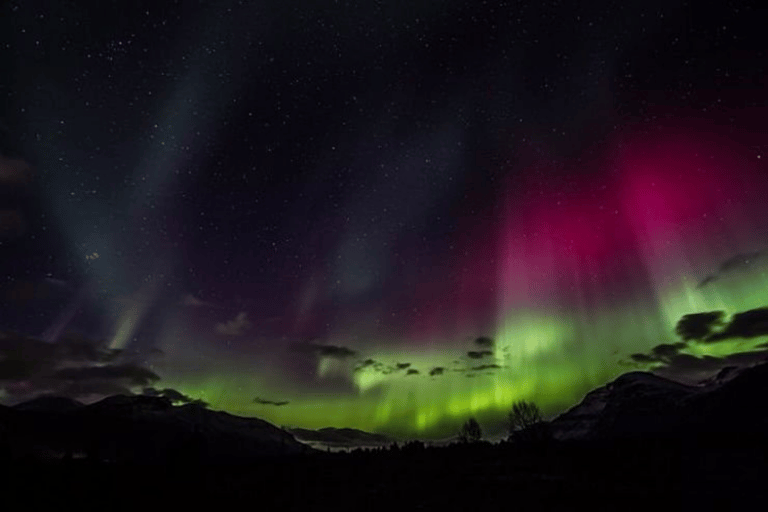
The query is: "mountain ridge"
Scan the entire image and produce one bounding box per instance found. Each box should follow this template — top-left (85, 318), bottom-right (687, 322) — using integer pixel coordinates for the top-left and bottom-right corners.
top-left (550, 361), bottom-right (768, 440)
top-left (1, 393), bottom-right (310, 462)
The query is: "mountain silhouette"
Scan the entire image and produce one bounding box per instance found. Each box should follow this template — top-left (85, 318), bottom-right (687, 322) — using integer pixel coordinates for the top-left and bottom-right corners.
top-left (0, 394), bottom-right (310, 463)
top-left (550, 362), bottom-right (768, 440)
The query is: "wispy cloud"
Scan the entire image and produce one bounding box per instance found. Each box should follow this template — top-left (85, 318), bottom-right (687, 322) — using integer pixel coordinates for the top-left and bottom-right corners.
top-left (254, 396), bottom-right (290, 406)
top-left (429, 367), bottom-right (445, 377)
top-left (142, 387), bottom-right (208, 407)
top-left (353, 359), bottom-right (414, 374)
top-left (473, 336), bottom-right (494, 348)
top-left (291, 342), bottom-right (357, 359)
top-left (181, 294), bottom-right (216, 308)
top-left (467, 350), bottom-right (493, 359)
top-left (215, 311), bottom-right (252, 336)
top-left (698, 251), bottom-right (764, 288)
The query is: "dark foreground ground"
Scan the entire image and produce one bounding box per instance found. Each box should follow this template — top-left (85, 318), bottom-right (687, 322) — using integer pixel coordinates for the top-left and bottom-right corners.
top-left (3, 435), bottom-right (767, 510)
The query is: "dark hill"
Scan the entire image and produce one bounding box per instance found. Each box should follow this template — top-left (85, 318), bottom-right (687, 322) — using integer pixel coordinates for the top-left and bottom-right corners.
top-left (0, 394), bottom-right (310, 463)
top-left (13, 395), bottom-right (84, 412)
top-left (551, 362), bottom-right (768, 440)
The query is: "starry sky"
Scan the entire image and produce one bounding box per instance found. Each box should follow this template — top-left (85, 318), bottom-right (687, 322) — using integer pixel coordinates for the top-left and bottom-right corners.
top-left (1, 0), bottom-right (767, 439)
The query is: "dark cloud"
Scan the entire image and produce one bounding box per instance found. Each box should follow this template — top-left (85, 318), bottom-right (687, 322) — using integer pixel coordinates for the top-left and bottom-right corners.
top-left (653, 351), bottom-right (768, 384)
top-left (4, 372), bottom-right (152, 403)
top-left (58, 331), bottom-right (121, 363)
top-left (53, 364), bottom-right (160, 387)
top-left (254, 396), bottom-right (290, 406)
top-left (428, 367), bottom-right (445, 377)
top-left (58, 380), bottom-right (134, 398)
top-left (628, 313), bottom-right (768, 384)
top-left (353, 358), bottom-right (400, 375)
top-left (467, 350), bottom-right (493, 359)
top-left (699, 252), bottom-right (763, 288)
top-left (0, 332), bottom-right (58, 380)
top-left (664, 354), bottom-right (723, 371)
top-left (470, 364), bottom-right (501, 371)
top-left (0, 332), bottom-right (160, 398)
top-left (697, 275), bottom-right (719, 288)
top-left (143, 387), bottom-right (209, 407)
top-left (0, 331), bottom-right (124, 381)
top-left (675, 311), bottom-right (725, 341)
top-left (707, 307), bottom-right (768, 342)
top-left (631, 341), bottom-right (716, 367)
top-left (0, 357), bottom-right (47, 381)
top-left (406, 369), bottom-right (419, 375)
top-left (672, 308), bottom-right (768, 344)
top-left (474, 336), bottom-right (494, 348)
top-left (630, 353), bottom-right (661, 364)
top-left (0, 329), bottom-right (161, 400)
top-left (292, 343), bottom-right (357, 359)
top-left (719, 252), bottom-right (762, 273)
top-left (316, 345), bottom-right (357, 358)
top-left (651, 342), bottom-right (687, 359)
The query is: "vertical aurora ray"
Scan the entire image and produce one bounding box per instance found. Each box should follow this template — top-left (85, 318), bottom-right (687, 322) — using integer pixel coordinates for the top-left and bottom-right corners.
top-left (32, 4), bottom-right (258, 355)
top-left (617, 125), bottom-right (768, 331)
top-left (107, 280), bottom-right (161, 351)
top-left (156, 119), bottom-right (768, 439)
top-left (39, 283), bottom-right (91, 343)
top-left (6, 0), bottom-right (768, 443)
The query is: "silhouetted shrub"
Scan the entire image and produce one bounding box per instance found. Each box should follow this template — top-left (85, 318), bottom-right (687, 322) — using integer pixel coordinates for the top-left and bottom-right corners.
top-left (508, 401), bottom-right (547, 444)
top-left (508, 401), bottom-right (541, 431)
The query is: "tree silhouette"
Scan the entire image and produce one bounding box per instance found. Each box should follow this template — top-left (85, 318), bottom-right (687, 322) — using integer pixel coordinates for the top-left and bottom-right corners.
top-left (508, 401), bottom-right (542, 440)
top-left (458, 417), bottom-right (482, 443)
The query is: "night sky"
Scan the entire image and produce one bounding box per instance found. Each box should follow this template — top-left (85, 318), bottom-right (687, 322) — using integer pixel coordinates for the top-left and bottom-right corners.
top-left (1, 0), bottom-right (767, 438)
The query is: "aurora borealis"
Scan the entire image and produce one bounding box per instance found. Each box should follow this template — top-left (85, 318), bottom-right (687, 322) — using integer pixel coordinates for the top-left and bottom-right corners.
top-left (1, 1), bottom-right (767, 439)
